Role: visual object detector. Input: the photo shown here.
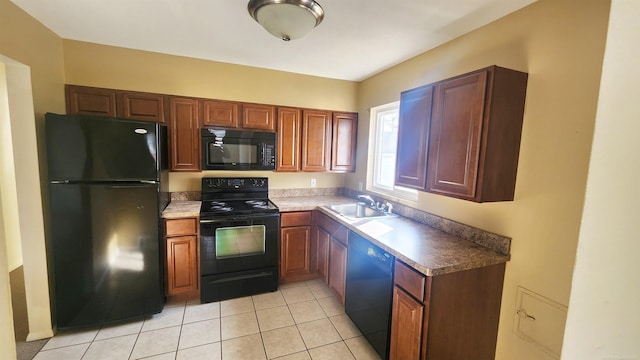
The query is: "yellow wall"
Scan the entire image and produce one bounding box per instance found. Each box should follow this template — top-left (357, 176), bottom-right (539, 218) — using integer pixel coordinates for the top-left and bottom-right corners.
top-left (0, 0), bottom-right (64, 346)
top-left (62, 40), bottom-right (360, 192)
top-left (351, 0), bottom-right (610, 358)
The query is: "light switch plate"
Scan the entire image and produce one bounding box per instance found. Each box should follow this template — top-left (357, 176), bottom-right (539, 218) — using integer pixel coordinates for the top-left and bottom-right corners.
top-left (514, 286), bottom-right (568, 359)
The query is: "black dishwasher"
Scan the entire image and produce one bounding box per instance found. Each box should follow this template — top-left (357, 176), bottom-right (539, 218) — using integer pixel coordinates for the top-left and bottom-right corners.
top-left (345, 231), bottom-right (394, 360)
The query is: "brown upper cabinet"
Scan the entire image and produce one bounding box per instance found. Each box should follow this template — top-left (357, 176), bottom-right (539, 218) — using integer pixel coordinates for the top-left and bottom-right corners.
top-left (330, 112), bottom-right (357, 172)
top-left (396, 66), bottom-right (528, 202)
top-left (117, 91), bottom-right (166, 124)
top-left (277, 107), bottom-right (302, 172)
top-left (66, 85), bottom-right (166, 123)
top-left (65, 84), bottom-right (357, 173)
top-left (201, 99), bottom-right (240, 128)
top-left (297, 109), bottom-right (357, 173)
top-left (168, 97), bottom-right (201, 172)
top-left (301, 109), bottom-right (333, 172)
top-left (242, 103), bottom-right (276, 131)
top-left (396, 85), bottom-right (433, 189)
top-left (66, 85), bottom-right (117, 117)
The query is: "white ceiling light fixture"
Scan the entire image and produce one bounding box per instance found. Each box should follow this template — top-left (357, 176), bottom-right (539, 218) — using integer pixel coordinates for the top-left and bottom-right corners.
top-left (248, 0), bottom-right (325, 41)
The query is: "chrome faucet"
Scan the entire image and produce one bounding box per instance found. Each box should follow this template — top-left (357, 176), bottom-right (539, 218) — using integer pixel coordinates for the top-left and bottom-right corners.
top-left (357, 194), bottom-right (376, 208)
top-left (384, 202), bottom-right (394, 214)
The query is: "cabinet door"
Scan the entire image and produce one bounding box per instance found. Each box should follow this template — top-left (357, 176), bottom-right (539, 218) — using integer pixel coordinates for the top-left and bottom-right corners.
top-left (242, 103), bottom-right (276, 131)
top-left (280, 226), bottom-right (312, 281)
top-left (330, 112), bottom-right (357, 172)
top-left (117, 91), bottom-right (166, 123)
top-left (166, 235), bottom-right (198, 296)
top-left (65, 85), bottom-right (117, 117)
top-left (302, 109), bottom-right (332, 172)
top-left (395, 85), bottom-right (433, 190)
top-left (168, 97), bottom-right (200, 171)
top-left (316, 227), bottom-right (330, 283)
top-left (277, 107), bottom-right (302, 172)
top-left (427, 71), bottom-right (487, 199)
top-left (202, 99), bottom-right (240, 128)
top-left (328, 237), bottom-right (347, 304)
top-left (390, 286), bottom-right (424, 360)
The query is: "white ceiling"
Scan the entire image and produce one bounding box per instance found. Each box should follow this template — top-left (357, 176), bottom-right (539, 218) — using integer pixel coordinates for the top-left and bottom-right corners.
top-left (11, 0), bottom-right (537, 81)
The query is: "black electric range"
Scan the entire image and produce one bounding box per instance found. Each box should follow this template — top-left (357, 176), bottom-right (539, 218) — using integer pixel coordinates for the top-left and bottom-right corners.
top-left (199, 177), bottom-right (280, 303)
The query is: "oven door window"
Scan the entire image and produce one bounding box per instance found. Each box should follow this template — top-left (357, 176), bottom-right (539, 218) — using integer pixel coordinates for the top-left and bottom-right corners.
top-left (215, 225), bottom-right (266, 259)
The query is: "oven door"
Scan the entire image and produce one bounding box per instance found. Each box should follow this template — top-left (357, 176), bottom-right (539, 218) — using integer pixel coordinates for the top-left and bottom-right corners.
top-left (200, 213), bottom-right (280, 276)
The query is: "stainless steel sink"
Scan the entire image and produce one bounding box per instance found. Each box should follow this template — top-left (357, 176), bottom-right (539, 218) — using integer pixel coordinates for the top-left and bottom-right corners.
top-left (325, 203), bottom-right (391, 220)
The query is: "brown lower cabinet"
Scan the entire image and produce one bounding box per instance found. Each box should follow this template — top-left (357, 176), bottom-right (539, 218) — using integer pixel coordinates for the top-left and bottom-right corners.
top-left (280, 211), bottom-right (316, 283)
top-left (280, 211), bottom-right (348, 304)
top-left (328, 236), bottom-right (347, 304)
top-left (314, 224), bottom-right (330, 282)
top-left (164, 217), bottom-right (199, 298)
top-left (316, 211), bottom-right (348, 304)
top-left (390, 260), bottom-right (506, 360)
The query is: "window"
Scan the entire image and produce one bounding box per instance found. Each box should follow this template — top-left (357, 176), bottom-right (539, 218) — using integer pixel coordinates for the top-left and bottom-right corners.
top-left (368, 102), bottom-right (418, 201)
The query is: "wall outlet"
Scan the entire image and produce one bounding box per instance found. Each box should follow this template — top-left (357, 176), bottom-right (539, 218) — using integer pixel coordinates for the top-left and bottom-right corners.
top-left (311, 178), bottom-right (317, 188)
top-left (358, 182), bottom-right (364, 191)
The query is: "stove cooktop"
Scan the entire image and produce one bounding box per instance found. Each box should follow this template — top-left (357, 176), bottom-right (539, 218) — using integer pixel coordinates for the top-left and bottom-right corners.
top-left (199, 177), bottom-right (279, 217)
top-left (199, 199), bottom-right (279, 217)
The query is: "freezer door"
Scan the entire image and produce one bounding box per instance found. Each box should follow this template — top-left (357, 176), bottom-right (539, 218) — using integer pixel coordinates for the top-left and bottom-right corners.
top-left (47, 183), bottom-right (164, 329)
top-left (45, 113), bottom-right (161, 181)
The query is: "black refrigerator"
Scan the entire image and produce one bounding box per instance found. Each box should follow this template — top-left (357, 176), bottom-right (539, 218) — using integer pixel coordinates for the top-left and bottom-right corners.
top-left (44, 113), bottom-right (169, 329)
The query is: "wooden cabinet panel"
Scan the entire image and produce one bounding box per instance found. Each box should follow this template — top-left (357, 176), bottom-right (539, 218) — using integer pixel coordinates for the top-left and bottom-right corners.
top-left (202, 99), bottom-right (240, 128)
top-left (280, 226), bottom-right (312, 280)
top-left (395, 85), bottom-right (433, 190)
top-left (390, 260), bottom-right (505, 360)
top-left (394, 260), bottom-right (426, 302)
top-left (166, 235), bottom-right (198, 296)
top-left (426, 66), bottom-right (528, 202)
top-left (164, 217), bottom-right (199, 298)
top-left (301, 109), bottom-right (332, 172)
top-left (330, 112), bottom-right (357, 172)
top-left (277, 107), bottom-right (302, 172)
top-left (390, 286), bottom-right (424, 360)
top-left (168, 97), bottom-right (200, 171)
top-left (281, 211), bottom-right (312, 227)
top-left (315, 226), bottom-right (330, 283)
top-left (328, 237), bottom-right (347, 304)
top-left (117, 91), bottom-right (166, 123)
top-left (280, 211), bottom-right (316, 284)
top-left (165, 218), bottom-right (198, 236)
top-left (65, 85), bottom-right (117, 117)
top-left (427, 72), bottom-right (486, 199)
top-left (242, 103), bottom-right (276, 131)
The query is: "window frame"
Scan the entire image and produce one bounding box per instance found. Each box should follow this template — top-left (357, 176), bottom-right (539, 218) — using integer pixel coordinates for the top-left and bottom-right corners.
top-left (367, 101), bottom-right (418, 202)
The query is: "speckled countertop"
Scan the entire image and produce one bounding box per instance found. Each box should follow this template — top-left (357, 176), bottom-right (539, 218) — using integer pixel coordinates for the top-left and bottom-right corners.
top-left (162, 196), bottom-right (510, 276)
top-left (162, 201), bottom-right (201, 219)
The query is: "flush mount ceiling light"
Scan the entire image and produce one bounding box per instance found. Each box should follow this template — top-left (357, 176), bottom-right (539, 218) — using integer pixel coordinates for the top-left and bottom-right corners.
top-left (248, 0), bottom-right (325, 41)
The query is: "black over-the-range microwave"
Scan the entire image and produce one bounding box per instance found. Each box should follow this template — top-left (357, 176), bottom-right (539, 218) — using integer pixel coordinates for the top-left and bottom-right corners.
top-left (201, 128), bottom-right (276, 171)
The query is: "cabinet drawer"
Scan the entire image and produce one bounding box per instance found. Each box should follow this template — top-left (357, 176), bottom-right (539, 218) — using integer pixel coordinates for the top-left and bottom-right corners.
top-left (394, 260), bottom-right (426, 302)
top-left (165, 218), bottom-right (198, 236)
top-left (316, 211), bottom-right (342, 234)
top-left (281, 211), bottom-right (312, 227)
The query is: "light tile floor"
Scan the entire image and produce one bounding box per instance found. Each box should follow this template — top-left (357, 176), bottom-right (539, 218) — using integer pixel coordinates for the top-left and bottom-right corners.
top-left (33, 279), bottom-right (381, 360)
